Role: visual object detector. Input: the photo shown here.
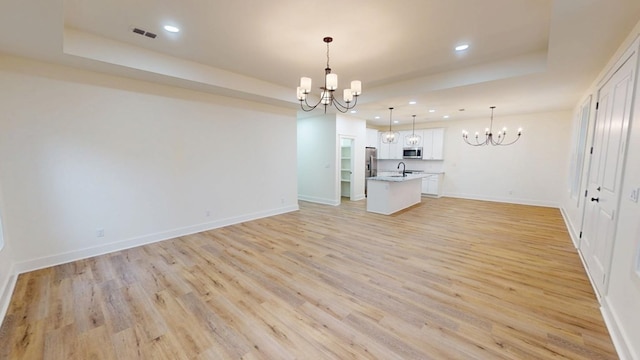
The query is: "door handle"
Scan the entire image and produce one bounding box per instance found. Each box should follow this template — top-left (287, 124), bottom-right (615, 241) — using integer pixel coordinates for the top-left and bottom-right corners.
top-left (591, 197), bottom-right (599, 202)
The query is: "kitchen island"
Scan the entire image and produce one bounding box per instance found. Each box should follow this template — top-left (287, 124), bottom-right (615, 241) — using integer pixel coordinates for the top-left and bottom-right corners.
top-left (366, 174), bottom-right (429, 215)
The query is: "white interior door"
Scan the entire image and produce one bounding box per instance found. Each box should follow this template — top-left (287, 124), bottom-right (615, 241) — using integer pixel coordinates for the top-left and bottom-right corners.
top-left (581, 50), bottom-right (636, 296)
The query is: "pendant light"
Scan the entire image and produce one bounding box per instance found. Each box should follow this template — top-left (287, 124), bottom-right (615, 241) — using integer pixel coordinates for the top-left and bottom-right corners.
top-left (406, 115), bottom-right (421, 145)
top-left (381, 107), bottom-right (400, 144)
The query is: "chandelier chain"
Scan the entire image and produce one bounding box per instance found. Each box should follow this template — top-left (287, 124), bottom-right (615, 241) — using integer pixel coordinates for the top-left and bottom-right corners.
top-left (326, 41), bottom-right (330, 70)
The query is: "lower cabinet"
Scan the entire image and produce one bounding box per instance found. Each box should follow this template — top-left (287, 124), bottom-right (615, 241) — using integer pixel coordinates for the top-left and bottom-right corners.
top-left (421, 174), bottom-right (443, 197)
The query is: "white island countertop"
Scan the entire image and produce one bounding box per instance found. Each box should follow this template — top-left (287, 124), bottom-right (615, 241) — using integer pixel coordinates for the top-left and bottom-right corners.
top-left (366, 174), bottom-right (428, 215)
top-left (367, 173), bottom-right (431, 182)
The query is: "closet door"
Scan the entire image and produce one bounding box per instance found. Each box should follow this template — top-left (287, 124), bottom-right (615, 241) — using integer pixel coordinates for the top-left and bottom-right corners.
top-left (581, 48), bottom-right (637, 296)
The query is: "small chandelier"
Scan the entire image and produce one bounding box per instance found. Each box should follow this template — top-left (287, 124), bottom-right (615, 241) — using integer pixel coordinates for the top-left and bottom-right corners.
top-left (381, 107), bottom-right (400, 144)
top-left (296, 37), bottom-right (362, 113)
top-left (406, 115), bottom-right (421, 145)
top-left (462, 106), bottom-right (522, 146)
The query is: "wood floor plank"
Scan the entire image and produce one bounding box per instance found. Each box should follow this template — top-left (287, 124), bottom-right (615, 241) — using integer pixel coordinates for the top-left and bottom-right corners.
top-left (0, 197), bottom-right (618, 359)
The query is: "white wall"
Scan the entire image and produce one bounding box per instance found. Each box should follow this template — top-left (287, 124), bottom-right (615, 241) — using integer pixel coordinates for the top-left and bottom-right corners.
top-left (297, 114), bottom-right (337, 205)
top-left (0, 54), bottom-right (299, 321)
top-left (298, 113), bottom-right (366, 205)
top-left (561, 21), bottom-right (640, 359)
top-left (438, 111), bottom-right (572, 207)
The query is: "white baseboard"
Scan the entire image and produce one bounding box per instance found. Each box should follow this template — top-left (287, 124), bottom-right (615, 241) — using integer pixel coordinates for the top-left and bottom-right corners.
top-left (560, 207), bottom-right (581, 248)
top-left (560, 208), bottom-right (635, 359)
top-left (601, 297), bottom-right (636, 360)
top-left (443, 192), bottom-right (559, 208)
top-left (298, 194), bottom-right (340, 206)
top-left (12, 204), bottom-right (299, 275)
top-left (1, 204), bottom-right (299, 327)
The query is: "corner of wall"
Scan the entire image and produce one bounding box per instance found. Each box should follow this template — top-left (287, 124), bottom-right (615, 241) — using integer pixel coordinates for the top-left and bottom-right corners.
top-left (0, 261), bottom-right (17, 328)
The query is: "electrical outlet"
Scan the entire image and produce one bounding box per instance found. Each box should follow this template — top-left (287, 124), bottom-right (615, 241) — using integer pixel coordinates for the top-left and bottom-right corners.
top-left (96, 228), bottom-right (105, 237)
top-left (205, 210), bottom-right (211, 217)
top-left (630, 188), bottom-right (640, 203)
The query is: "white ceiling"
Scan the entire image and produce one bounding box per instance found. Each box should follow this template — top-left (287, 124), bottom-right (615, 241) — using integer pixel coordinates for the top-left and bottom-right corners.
top-left (1, 0), bottom-right (639, 126)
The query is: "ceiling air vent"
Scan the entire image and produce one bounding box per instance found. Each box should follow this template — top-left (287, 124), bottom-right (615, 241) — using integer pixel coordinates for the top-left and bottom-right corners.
top-left (132, 27), bottom-right (156, 39)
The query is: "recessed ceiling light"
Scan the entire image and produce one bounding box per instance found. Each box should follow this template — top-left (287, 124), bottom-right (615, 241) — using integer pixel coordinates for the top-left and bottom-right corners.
top-left (428, 109), bottom-right (436, 113)
top-left (443, 115), bottom-right (450, 119)
top-left (164, 25), bottom-right (180, 33)
top-left (409, 101), bottom-right (417, 105)
top-left (393, 120), bottom-right (399, 124)
top-left (374, 116), bottom-right (380, 119)
top-left (455, 44), bottom-right (469, 51)
top-left (350, 110), bottom-right (357, 114)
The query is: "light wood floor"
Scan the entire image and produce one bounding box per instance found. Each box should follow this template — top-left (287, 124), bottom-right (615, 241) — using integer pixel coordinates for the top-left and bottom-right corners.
top-left (0, 197), bottom-right (617, 359)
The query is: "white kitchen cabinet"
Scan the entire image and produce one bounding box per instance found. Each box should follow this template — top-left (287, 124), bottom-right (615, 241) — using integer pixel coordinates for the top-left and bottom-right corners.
top-left (366, 128), bottom-right (379, 148)
top-left (421, 173), bottom-right (443, 197)
top-left (398, 130), bottom-right (409, 147)
top-left (378, 133), bottom-right (403, 159)
top-left (422, 128), bottom-right (445, 160)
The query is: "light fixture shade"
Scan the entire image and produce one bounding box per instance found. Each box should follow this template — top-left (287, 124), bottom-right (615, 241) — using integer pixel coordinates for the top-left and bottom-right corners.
top-left (300, 77), bottom-right (312, 93)
top-left (326, 73), bottom-right (338, 90)
top-left (381, 131), bottom-right (399, 144)
top-left (386, 132), bottom-right (395, 142)
top-left (343, 89), bottom-right (353, 103)
top-left (351, 80), bottom-right (362, 95)
top-left (296, 87), bottom-right (306, 101)
top-left (382, 107), bottom-right (398, 144)
top-left (406, 115), bottom-right (421, 145)
top-left (406, 134), bottom-right (421, 145)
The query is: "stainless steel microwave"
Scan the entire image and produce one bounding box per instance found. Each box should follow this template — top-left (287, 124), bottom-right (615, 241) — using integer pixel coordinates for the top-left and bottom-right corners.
top-left (403, 147), bottom-right (423, 159)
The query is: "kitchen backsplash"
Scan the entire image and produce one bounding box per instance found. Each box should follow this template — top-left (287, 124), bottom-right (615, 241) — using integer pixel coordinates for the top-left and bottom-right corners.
top-left (378, 159), bottom-right (444, 173)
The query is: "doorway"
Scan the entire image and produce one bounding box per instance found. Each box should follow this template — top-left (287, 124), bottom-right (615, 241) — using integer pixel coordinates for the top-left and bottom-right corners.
top-left (340, 137), bottom-right (355, 200)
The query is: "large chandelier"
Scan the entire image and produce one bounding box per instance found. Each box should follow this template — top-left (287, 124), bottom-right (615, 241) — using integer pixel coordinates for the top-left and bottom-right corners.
top-left (296, 37), bottom-right (362, 113)
top-left (406, 115), bottom-right (421, 145)
top-left (462, 106), bottom-right (522, 146)
top-left (381, 107), bottom-right (400, 144)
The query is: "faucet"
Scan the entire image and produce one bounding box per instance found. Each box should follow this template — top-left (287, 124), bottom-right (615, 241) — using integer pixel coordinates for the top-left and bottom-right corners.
top-left (397, 161), bottom-right (406, 177)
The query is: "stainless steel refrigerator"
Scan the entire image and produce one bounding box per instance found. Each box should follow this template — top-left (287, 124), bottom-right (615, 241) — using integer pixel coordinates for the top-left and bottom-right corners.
top-left (365, 147), bottom-right (377, 196)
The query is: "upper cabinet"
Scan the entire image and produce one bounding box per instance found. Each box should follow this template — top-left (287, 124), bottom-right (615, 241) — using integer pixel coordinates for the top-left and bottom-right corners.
top-left (366, 128), bottom-right (379, 148)
top-left (422, 128), bottom-right (445, 160)
top-left (378, 128), bottom-right (444, 160)
top-left (378, 132), bottom-right (403, 159)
